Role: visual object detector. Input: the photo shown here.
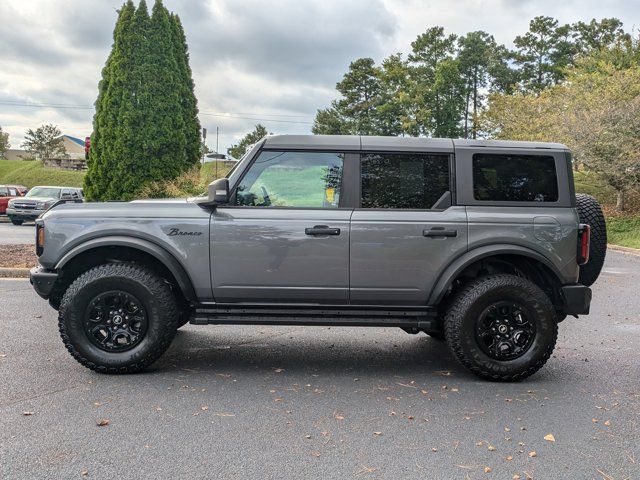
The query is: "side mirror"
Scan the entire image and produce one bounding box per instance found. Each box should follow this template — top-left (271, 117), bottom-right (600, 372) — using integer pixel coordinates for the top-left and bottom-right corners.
top-left (207, 178), bottom-right (230, 205)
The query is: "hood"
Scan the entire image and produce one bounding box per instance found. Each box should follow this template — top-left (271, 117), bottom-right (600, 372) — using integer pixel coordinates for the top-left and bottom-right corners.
top-left (41, 198), bottom-right (205, 220)
top-left (10, 196), bottom-right (57, 203)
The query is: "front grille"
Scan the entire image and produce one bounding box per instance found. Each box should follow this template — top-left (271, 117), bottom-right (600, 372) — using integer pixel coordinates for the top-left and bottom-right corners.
top-left (12, 203), bottom-right (36, 209)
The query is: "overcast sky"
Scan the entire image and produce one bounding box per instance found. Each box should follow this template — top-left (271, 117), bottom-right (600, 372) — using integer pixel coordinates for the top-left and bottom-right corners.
top-left (1, 0), bottom-right (638, 153)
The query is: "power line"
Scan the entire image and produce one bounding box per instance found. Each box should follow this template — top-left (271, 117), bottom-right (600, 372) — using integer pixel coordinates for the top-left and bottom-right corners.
top-left (0, 100), bottom-right (315, 125)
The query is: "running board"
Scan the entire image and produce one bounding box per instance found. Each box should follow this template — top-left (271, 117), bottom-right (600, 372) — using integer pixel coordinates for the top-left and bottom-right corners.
top-left (190, 304), bottom-right (437, 328)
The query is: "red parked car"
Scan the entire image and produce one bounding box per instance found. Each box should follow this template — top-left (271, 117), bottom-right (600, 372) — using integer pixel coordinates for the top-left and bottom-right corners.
top-left (0, 185), bottom-right (26, 215)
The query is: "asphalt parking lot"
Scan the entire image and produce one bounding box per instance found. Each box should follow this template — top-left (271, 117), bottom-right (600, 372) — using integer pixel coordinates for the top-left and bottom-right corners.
top-left (1, 251), bottom-right (639, 479)
top-left (0, 217), bottom-right (36, 244)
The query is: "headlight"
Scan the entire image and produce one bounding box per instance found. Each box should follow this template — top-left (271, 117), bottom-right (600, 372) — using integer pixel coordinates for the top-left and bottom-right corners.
top-left (7, 199), bottom-right (15, 207)
top-left (36, 201), bottom-right (56, 210)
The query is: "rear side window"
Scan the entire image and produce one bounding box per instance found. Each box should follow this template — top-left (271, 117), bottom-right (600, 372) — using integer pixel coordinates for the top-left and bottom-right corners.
top-left (360, 153), bottom-right (449, 209)
top-left (473, 153), bottom-right (558, 202)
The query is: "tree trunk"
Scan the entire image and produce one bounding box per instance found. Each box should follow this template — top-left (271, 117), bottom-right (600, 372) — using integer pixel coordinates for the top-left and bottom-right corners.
top-left (616, 189), bottom-right (625, 212)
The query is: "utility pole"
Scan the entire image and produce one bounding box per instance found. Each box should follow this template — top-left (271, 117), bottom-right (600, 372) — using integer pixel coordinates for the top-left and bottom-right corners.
top-left (215, 126), bottom-right (220, 179)
top-left (201, 127), bottom-right (207, 164)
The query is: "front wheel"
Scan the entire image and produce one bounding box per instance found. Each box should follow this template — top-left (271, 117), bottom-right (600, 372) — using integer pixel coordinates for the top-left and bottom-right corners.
top-left (10, 219), bottom-right (23, 226)
top-left (444, 274), bottom-right (558, 381)
top-left (58, 263), bottom-right (179, 373)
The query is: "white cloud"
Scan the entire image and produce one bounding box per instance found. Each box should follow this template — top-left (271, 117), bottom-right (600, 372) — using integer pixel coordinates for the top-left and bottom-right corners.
top-left (0, 0), bottom-right (639, 152)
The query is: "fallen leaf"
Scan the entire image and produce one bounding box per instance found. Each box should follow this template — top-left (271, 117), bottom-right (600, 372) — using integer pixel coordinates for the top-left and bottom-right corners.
top-left (93, 402), bottom-right (101, 407)
top-left (528, 451), bottom-right (537, 458)
top-left (81, 469), bottom-right (88, 477)
top-left (544, 434), bottom-right (556, 442)
top-left (305, 435), bottom-right (311, 439)
top-left (213, 413), bottom-right (235, 417)
top-left (505, 427), bottom-right (511, 432)
top-left (506, 455), bottom-right (513, 461)
top-left (407, 415), bottom-right (414, 420)
top-left (604, 420), bottom-right (611, 426)
top-left (274, 368), bottom-right (284, 373)
top-left (22, 411), bottom-right (34, 416)
top-left (431, 448), bottom-right (437, 452)
top-left (97, 419), bottom-right (109, 427)
top-left (513, 475), bottom-right (521, 480)
top-left (311, 451), bottom-right (321, 457)
top-left (201, 405), bottom-right (209, 411)
top-left (592, 418), bottom-right (599, 423)
top-left (476, 441), bottom-right (483, 447)
top-left (373, 432), bottom-right (383, 436)
top-left (488, 445), bottom-right (496, 451)
top-left (334, 414), bottom-right (345, 420)
top-left (484, 466), bottom-right (492, 473)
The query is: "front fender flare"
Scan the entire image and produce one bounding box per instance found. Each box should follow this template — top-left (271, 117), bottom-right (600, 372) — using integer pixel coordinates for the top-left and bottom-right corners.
top-left (427, 244), bottom-right (565, 306)
top-left (55, 235), bottom-right (197, 303)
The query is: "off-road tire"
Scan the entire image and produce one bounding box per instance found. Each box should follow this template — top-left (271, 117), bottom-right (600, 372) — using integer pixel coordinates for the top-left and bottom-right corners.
top-left (10, 219), bottom-right (23, 226)
top-left (58, 263), bottom-right (179, 373)
top-left (444, 274), bottom-right (558, 381)
top-left (575, 193), bottom-right (607, 286)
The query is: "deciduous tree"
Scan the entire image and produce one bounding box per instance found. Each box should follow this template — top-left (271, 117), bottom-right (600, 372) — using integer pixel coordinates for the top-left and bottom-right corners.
top-left (21, 124), bottom-right (67, 161)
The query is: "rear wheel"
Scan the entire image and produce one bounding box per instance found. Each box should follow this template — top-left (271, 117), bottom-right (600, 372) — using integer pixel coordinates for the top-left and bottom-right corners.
top-left (58, 263), bottom-right (179, 373)
top-left (444, 274), bottom-right (557, 381)
top-left (575, 193), bottom-right (607, 286)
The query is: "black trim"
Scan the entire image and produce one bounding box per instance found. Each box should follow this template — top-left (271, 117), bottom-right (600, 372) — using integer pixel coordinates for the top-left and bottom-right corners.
top-left (190, 303), bottom-right (437, 328)
top-left (55, 236), bottom-right (198, 304)
top-left (561, 284), bottom-right (591, 315)
top-left (30, 266), bottom-right (58, 299)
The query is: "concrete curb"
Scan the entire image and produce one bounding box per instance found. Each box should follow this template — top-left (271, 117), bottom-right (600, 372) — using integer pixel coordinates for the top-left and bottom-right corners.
top-left (0, 267), bottom-right (30, 278)
top-left (608, 244), bottom-right (640, 256)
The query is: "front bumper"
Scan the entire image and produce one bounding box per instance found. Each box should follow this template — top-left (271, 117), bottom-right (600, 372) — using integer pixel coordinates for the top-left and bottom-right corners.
top-left (7, 207), bottom-right (46, 221)
top-left (30, 266), bottom-right (58, 299)
top-left (561, 284), bottom-right (591, 315)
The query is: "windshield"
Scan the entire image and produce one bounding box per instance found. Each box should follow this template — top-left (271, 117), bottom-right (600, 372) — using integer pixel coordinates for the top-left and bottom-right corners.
top-left (26, 187), bottom-right (61, 198)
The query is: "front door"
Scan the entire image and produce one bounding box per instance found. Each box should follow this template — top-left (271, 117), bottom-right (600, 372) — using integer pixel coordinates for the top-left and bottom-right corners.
top-left (211, 150), bottom-right (353, 304)
top-left (350, 152), bottom-right (468, 305)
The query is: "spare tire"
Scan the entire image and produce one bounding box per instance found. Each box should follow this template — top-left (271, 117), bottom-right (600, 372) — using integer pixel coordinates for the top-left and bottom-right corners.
top-left (575, 193), bottom-right (607, 286)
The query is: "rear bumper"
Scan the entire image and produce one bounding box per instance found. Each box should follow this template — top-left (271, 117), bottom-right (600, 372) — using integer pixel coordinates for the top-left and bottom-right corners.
top-left (30, 266), bottom-right (58, 299)
top-left (561, 284), bottom-right (591, 315)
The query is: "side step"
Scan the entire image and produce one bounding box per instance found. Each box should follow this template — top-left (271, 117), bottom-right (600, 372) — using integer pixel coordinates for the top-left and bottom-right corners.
top-left (190, 304), bottom-right (437, 329)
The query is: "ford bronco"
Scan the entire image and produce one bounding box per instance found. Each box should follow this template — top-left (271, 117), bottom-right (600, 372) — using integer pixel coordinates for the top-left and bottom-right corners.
top-left (30, 135), bottom-right (606, 381)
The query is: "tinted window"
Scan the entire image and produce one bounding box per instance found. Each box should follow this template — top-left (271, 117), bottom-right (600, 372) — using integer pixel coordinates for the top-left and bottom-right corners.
top-left (25, 187), bottom-right (61, 198)
top-left (473, 154), bottom-right (558, 202)
top-left (236, 151), bottom-right (344, 208)
top-left (0, 188), bottom-right (8, 196)
top-left (360, 153), bottom-right (449, 209)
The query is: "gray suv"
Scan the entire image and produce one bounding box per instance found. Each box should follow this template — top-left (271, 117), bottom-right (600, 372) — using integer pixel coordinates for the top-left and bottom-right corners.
top-left (30, 135), bottom-right (606, 381)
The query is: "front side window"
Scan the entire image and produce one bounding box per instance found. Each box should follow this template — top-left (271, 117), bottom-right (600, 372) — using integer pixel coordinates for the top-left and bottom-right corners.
top-left (235, 151), bottom-right (344, 208)
top-left (360, 153), bottom-right (450, 209)
top-left (473, 153), bottom-right (558, 202)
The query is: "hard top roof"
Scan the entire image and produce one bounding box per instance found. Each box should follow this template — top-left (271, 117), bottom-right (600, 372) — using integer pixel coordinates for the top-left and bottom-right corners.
top-left (262, 135), bottom-right (568, 152)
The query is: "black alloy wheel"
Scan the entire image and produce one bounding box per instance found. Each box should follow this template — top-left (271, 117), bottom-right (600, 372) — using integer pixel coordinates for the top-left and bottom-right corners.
top-left (475, 301), bottom-right (536, 361)
top-left (84, 291), bottom-right (148, 352)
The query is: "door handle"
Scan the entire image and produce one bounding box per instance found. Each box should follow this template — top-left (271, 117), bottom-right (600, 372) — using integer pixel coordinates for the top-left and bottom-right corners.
top-left (423, 227), bottom-right (457, 238)
top-left (305, 225), bottom-right (341, 236)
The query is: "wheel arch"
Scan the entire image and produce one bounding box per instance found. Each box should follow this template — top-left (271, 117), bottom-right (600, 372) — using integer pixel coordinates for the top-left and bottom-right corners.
top-left (428, 244), bottom-right (566, 307)
top-left (54, 236), bottom-right (197, 305)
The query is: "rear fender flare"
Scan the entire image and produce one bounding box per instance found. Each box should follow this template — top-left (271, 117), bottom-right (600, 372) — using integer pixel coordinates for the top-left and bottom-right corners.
top-left (427, 244), bottom-right (564, 306)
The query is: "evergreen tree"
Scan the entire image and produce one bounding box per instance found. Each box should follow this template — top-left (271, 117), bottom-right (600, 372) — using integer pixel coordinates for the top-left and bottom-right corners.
top-left (170, 12), bottom-right (201, 167)
top-left (85, 0), bottom-right (201, 201)
top-left (228, 124), bottom-right (269, 159)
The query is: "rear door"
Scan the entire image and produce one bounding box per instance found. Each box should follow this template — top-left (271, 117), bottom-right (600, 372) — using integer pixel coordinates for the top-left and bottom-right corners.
top-left (350, 151), bottom-right (468, 305)
top-left (211, 150), bottom-right (355, 304)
